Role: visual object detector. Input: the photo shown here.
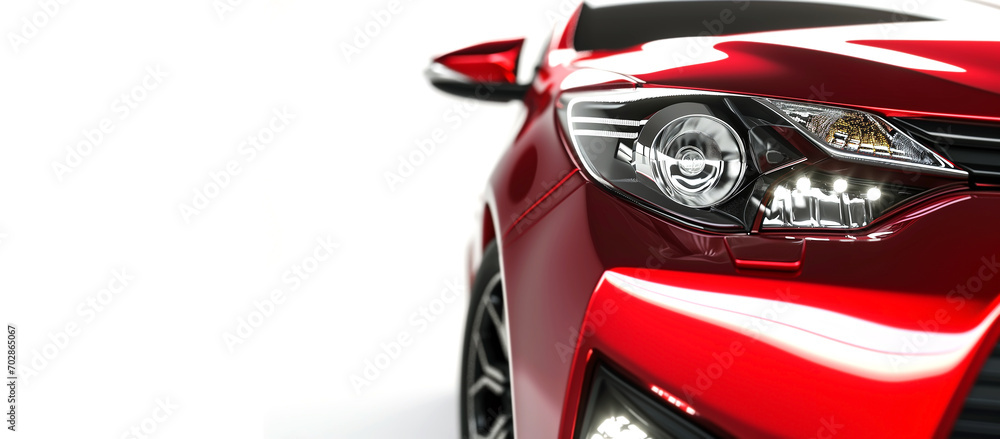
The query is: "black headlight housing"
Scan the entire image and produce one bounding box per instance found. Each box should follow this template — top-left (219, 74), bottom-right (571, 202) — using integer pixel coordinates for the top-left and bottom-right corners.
top-left (558, 87), bottom-right (968, 232)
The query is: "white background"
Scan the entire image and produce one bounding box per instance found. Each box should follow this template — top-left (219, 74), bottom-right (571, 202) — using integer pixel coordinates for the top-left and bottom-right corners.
top-left (0, 0), bottom-right (568, 437)
top-left (7, 0), bottom-right (1000, 438)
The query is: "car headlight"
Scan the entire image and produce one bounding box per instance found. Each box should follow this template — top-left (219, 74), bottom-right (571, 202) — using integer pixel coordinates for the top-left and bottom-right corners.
top-left (558, 88), bottom-right (967, 231)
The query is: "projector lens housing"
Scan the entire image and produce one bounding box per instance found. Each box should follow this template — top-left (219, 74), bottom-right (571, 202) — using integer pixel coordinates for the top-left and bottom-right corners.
top-left (651, 114), bottom-right (746, 208)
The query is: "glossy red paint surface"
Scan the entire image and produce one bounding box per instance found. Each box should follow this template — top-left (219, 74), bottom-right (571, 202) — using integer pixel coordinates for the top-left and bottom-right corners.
top-left (444, 3), bottom-right (1000, 438)
top-left (851, 40), bottom-right (1000, 96)
top-left (627, 40), bottom-right (1000, 120)
top-left (724, 236), bottom-right (805, 272)
top-left (504, 168), bottom-right (579, 237)
top-left (433, 38), bottom-right (524, 84)
top-left (553, 188), bottom-right (1000, 438)
top-left (562, 263), bottom-right (1000, 438)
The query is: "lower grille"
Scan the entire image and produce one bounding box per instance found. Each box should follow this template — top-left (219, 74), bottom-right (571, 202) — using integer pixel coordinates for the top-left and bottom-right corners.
top-left (894, 118), bottom-right (1000, 184)
top-left (951, 339), bottom-right (1000, 438)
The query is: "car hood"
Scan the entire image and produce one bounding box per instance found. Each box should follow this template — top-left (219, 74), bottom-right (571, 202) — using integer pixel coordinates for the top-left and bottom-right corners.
top-left (569, 4), bottom-right (1000, 120)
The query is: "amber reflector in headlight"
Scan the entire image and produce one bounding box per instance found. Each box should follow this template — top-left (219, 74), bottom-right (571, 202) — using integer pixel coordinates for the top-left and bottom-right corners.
top-left (762, 98), bottom-right (962, 174)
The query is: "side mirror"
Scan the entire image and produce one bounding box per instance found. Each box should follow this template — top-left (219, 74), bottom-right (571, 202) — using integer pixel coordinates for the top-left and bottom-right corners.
top-left (426, 38), bottom-right (530, 102)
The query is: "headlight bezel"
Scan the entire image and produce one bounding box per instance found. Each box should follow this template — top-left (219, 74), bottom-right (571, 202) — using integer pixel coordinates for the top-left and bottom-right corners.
top-left (561, 88), bottom-right (767, 232)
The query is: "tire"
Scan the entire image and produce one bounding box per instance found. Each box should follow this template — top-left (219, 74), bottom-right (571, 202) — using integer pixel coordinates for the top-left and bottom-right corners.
top-left (459, 240), bottom-right (514, 439)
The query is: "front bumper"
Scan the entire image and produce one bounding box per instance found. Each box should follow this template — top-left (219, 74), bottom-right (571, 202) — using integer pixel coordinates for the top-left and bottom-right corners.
top-left (565, 267), bottom-right (1000, 438)
top-left (498, 179), bottom-right (1000, 438)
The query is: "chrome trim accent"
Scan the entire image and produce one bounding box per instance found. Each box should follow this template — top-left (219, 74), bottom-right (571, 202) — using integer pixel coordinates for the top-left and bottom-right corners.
top-left (570, 116), bottom-right (646, 127)
top-left (616, 143), bottom-right (634, 163)
top-left (573, 129), bottom-right (639, 139)
top-left (926, 130), bottom-right (1000, 145)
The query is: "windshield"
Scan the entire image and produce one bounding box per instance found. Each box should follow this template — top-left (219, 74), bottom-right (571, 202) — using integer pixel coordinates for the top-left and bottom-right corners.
top-left (573, 1), bottom-right (933, 52)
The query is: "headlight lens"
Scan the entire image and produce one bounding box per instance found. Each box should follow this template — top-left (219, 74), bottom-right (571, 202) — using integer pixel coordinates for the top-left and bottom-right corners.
top-left (761, 172), bottom-right (918, 229)
top-left (763, 99), bottom-right (962, 174)
top-left (650, 114), bottom-right (746, 208)
top-left (558, 88), bottom-right (968, 231)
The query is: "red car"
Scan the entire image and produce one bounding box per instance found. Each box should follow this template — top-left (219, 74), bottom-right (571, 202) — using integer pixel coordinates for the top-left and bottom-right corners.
top-left (426, 1), bottom-right (1000, 438)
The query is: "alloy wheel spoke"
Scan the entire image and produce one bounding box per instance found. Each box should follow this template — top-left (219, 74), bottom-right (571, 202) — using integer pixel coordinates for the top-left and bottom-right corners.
top-left (468, 374), bottom-right (507, 398)
top-left (466, 274), bottom-right (514, 439)
top-left (484, 297), bottom-right (509, 359)
top-left (484, 414), bottom-right (511, 439)
top-left (473, 338), bottom-right (508, 388)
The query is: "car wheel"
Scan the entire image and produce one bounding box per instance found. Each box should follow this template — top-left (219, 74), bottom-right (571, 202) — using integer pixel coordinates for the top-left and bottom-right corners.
top-left (460, 241), bottom-right (514, 439)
